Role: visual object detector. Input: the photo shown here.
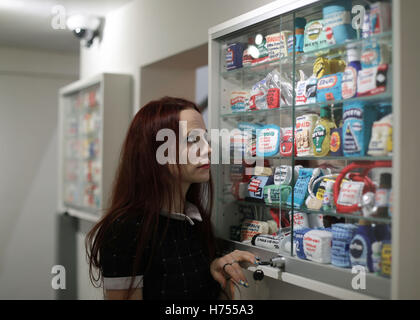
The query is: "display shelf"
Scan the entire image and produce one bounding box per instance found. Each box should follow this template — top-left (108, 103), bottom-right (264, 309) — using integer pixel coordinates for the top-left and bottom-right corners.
top-left (220, 92), bottom-right (392, 119)
top-left (284, 31), bottom-right (393, 66)
top-left (228, 155), bottom-right (392, 162)
top-left (222, 199), bottom-right (392, 224)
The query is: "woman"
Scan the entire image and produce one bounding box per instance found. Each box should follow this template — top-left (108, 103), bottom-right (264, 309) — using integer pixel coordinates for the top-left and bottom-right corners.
top-left (86, 96), bottom-right (258, 300)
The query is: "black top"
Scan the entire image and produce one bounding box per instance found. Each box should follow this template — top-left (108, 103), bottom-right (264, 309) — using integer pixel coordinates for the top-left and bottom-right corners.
top-left (100, 209), bottom-right (221, 300)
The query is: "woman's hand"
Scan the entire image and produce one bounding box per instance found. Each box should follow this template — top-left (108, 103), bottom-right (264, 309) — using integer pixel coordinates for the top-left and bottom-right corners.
top-left (210, 250), bottom-right (259, 299)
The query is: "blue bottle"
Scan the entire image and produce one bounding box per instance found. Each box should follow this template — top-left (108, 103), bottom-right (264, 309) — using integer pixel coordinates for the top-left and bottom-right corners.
top-left (349, 224), bottom-right (375, 272)
top-left (343, 101), bottom-right (377, 156)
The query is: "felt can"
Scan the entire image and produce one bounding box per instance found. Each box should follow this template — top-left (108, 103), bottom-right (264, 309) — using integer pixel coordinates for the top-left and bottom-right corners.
top-left (296, 114), bottom-right (319, 156)
top-left (323, 2), bottom-right (356, 45)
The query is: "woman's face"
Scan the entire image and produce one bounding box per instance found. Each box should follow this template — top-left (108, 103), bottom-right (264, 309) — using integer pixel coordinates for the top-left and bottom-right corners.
top-left (169, 109), bottom-right (211, 184)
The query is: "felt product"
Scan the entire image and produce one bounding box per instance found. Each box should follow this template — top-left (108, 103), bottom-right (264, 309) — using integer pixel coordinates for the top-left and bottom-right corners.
top-left (248, 175), bottom-right (274, 200)
top-left (303, 229), bottom-right (333, 264)
top-left (294, 228), bottom-right (311, 260)
top-left (350, 224), bottom-right (375, 272)
top-left (296, 71), bottom-right (317, 105)
top-left (251, 234), bottom-right (280, 250)
top-left (279, 31), bottom-right (292, 57)
top-left (265, 69), bottom-right (294, 107)
top-left (322, 179), bottom-right (336, 211)
top-left (313, 57), bottom-right (346, 79)
top-left (331, 223), bottom-right (358, 268)
top-left (226, 43), bottom-right (244, 71)
top-left (289, 211), bottom-right (309, 230)
top-left (286, 168), bottom-right (319, 208)
top-left (361, 41), bottom-right (390, 69)
top-left (342, 45), bottom-right (362, 99)
top-left (317, 72), bottom-right (344, 103)
top-left (375, 174), bottom-right (392, 218)
top-left (370, 2), bottom-right (392, 34)
top-left (371, 241), bottom-right (382, 275)
top-left (263, 184), bottom-right (291, 205)
top-left (251, 34), bottom-right (269, 65)
top-left (329, 127), bottom-right (343, 156)
top-left (323, 2), bottom-right (356, 45)
top-left (357, 64), bottom-right (389, 97)
top-left (362, 7), bottom-right (371, 39)
top-left (266, 33), bottom-right (281, 61)
top-left (380, 240), bottom-right (392, 277)
top-left (274, 165), bottom-right (301, 186)
top-left (367, 114), bottom-right (393, 156)
top-left (230, 91), bottom-right (249, 113)
top-left (304, 19), bottom-right (328, 53)
top-left (312, 106), bottom-right (337, 157)
top-left (342, 101), bottom-right (377, 156)
top-left (288, 17), bottom-right (307, 54)
top-left (296, 114), bottom-right (319, 156)
top-left (248, 78), bottom-right (269, 110)
top-left (242, 46), bottom-right (253, 67)
top-left (253, 166), bottom-right (273, 176)
top-left (256, 125), bottom-right (281, 157)
top-left (280, 127), bottom-right (295, 157)
top-left (241, 219), bottom-right (269, 241)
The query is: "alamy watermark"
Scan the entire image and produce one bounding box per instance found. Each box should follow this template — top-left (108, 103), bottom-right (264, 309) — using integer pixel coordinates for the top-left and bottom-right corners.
top-left (51, 265), bottom-right (66, 290)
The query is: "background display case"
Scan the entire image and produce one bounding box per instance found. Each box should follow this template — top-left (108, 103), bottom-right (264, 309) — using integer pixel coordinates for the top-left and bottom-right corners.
top-left (209, 0), bottom-right (419, 299)
top-left (58, 73), bottom-right (131, 222)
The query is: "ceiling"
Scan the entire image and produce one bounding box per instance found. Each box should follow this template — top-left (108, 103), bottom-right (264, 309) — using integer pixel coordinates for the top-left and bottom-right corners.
top-left (0, 0), bottom-right (133, 53)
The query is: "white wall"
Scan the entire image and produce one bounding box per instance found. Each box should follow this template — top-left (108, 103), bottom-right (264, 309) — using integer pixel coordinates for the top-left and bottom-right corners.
top-left (0, 47), bottom-right (78, 299)
top-left (80, 0), bottom-right (277, 113)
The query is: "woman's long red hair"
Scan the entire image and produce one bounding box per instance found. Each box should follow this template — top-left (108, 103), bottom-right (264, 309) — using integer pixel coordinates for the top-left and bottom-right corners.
top-left (85, 97), bottom-right (215, 299)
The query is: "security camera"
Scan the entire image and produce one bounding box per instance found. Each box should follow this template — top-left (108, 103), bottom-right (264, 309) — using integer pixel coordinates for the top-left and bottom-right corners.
top-left (66, 14), bottom-right (102, 48)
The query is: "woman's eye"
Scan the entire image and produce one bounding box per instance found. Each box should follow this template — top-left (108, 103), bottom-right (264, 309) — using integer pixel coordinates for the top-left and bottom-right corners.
top-left (187, 135), bottom-right (200, 143)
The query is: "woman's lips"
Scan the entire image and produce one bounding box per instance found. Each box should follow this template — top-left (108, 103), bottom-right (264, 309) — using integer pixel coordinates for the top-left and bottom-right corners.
top-left (198, 164), bottom-right (210, 169)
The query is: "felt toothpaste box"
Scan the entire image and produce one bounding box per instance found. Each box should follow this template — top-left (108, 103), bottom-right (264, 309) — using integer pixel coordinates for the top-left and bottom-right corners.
top-left (357, 64), bottom-right (388, 96)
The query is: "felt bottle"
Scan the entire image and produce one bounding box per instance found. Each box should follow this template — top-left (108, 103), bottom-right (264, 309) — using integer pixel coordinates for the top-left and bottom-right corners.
top-left (312, 106), bottom-right (336, 157)
top-left (342, 45), bottom-right (362, 100)
top-left (349, 222), bottom-right (375, 272)
top-left (343, 101), bottom-right (377, 157)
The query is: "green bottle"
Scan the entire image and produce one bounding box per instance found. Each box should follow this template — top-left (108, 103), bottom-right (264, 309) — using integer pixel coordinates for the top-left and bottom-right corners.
top-left (312, 106), bottom-right (336, 157)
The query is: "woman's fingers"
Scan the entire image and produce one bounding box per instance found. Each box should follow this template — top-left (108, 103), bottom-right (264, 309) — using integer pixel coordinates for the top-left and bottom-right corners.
top-left (230, 250), bottom-right (259, 267)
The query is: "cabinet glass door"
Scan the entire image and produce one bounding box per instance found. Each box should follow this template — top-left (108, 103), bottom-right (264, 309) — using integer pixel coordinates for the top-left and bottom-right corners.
top-left (62, 84), bottom-right (102, 212)
top-left (214, 0), bottom-right (393, 285)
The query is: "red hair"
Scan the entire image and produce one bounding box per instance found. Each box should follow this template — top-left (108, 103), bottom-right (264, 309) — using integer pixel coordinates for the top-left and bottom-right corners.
top-left (85, 97), bottom-right (215, 299)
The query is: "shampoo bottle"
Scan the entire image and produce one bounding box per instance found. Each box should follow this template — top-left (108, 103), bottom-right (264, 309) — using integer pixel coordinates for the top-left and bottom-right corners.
top-left (349, 221), bottom-right (375, 272)
top-left (312, 106), bottom-right (336, 157)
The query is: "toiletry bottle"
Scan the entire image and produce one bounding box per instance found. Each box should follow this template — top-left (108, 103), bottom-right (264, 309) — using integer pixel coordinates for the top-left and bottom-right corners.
top-left (343, 101), bottom-right (377, 157)
top-left (375, 173), bottom-right (392, 218)
top-left (349, 221), bottom-right (374, 272)
top-left (342, 44), bottom-right (362, 100)
top-left (312, 106), bottom-right (336, 157)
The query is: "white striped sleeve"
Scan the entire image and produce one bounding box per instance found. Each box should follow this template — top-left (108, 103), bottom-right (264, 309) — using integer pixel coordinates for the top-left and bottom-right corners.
top-left (103, 275), bottom-right (144, 290)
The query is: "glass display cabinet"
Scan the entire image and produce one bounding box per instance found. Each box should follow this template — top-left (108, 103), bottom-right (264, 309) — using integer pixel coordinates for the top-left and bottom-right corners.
top-left (58, 73), bottom-right (131, 222)
top-left (209, 0), bottom-right (419, 299)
